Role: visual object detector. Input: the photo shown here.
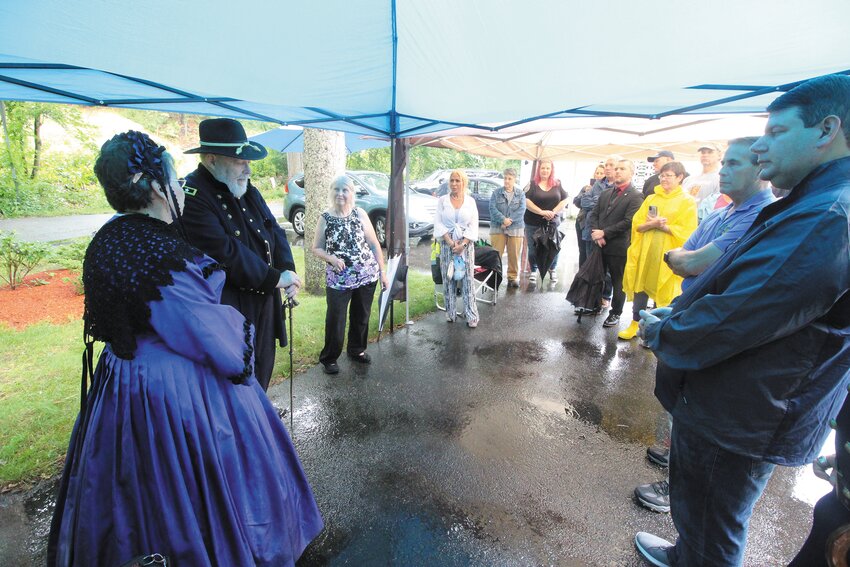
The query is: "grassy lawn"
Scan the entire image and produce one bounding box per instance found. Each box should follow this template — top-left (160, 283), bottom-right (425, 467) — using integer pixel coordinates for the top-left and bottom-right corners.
top-left (0, 260), bottom-right (437, 488)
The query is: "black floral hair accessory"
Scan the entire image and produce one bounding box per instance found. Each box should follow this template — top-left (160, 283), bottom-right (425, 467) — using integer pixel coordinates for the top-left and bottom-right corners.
top-left (126, 130), bottom-right (166, 184)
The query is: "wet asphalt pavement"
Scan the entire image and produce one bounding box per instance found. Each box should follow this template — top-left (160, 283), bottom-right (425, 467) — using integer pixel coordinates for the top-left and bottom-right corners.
top-left (0, 224), bottom-right (829, 566)
top-left (278, 245), bottom-right (819, 566)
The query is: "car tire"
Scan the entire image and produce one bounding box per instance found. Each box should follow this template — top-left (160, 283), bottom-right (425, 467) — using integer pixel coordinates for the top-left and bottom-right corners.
top-left (372, 213), bottom-right (386, 247)
top-left (290, 207), bottom-right (305, 236)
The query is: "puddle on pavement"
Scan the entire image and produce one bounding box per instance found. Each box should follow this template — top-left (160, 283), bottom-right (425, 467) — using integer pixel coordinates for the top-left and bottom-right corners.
top-left (458, 406), bottom-right (532, 460)
top-left (302, 469), bottom-right (487, 565)
top-left (472, 341), bottom-right (547, 364)
top-left (320, 397), bottom-right (414, 439)
top-left (529, 393), bottom-right (659, 446)
top-left (0, 479), bottom-right (56, 565)
top-left (561, 338), bottom-right (605, 358)
top-left (564, 398), bottom-right (603, 426)
top-left (529, 396), bottom-right (568, 417)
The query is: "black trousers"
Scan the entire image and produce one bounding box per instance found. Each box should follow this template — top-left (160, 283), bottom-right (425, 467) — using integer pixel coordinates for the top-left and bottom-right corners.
top-left (253, 294), bottom-right (277, 391)
top-left (602, 252), bottom-right (627, 316)
top-left (789, 490), bottom-right (850, 566)
top-left (575, 222), bottom-right (587, 268)
top-left (319, 281), bottom-right (378, 365)
top-left (631, 291), bottom-right (649, 322)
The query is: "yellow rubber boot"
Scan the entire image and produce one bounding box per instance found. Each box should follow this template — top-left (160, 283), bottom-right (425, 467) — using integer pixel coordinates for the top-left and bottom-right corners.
top-left (618, 320), bottom-right (640, 340)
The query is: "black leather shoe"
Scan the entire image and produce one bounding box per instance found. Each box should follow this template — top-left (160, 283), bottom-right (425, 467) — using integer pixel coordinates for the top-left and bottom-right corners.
top-left (322, 361), bottom-right (340, 374)
top-left (602, 313), bottom-right (620, 327)
top-left (347, 352), bottom-right (371, 364)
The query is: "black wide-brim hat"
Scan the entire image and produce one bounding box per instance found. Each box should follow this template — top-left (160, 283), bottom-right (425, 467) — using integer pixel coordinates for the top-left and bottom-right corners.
top-left (185, 118), bottom-right (268, 160)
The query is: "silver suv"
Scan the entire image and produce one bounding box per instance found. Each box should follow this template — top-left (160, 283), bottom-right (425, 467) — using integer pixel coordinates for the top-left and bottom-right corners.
top-left (284, 170), bottom-right (437, 245)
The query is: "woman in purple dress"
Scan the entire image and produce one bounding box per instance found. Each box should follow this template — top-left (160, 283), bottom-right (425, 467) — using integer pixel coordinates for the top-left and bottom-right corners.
top-left (47, 131), bottom-right (323, 566)
top-left (311, 175), bottom-right (388, 375)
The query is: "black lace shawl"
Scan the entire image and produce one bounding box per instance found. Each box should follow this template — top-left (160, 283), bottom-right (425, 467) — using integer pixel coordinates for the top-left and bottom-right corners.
top-left (83, 214), bottom-right (201, 359)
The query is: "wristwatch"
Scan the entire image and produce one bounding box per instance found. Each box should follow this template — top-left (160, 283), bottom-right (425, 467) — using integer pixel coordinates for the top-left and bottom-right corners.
top-left (663, 251), bottom-right (671, 264)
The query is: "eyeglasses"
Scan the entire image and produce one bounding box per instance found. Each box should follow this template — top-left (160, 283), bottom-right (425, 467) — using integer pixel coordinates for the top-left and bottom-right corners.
top-left (658, 173), bottom-right (679, 179)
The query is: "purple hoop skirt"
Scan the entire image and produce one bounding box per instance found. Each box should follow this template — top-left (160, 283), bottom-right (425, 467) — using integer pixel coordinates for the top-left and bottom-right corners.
top-left (49, 259), bottom-right (323, 566)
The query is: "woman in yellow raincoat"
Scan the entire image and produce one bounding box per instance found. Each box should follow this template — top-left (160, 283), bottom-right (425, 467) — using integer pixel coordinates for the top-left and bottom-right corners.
top-left (620, 161), bottom-right (697, 340)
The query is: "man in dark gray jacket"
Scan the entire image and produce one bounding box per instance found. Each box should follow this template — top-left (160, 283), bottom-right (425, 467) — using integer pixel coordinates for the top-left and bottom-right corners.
top-left (587, 159), bottom-right (644, 329)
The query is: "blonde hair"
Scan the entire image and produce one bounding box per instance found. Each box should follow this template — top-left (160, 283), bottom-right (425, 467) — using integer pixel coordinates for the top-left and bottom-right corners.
top-left (449, 169), bottom-right (469, 190)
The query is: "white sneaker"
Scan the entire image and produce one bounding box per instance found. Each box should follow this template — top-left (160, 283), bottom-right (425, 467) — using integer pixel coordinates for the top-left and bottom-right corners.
top-left (549, 269), bottom-right (559, 283)
top-left (528, 270), bottom-right (538, 284)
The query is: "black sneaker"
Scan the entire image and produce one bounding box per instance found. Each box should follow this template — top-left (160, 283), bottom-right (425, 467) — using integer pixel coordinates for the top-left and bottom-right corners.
top-left (322, 361), bottom-right (340, 374)
top-left (602, 313), bottom-right (620, 327)
top-left (647, 446), bottom-right (670, 468)
top-left (634, 479), bottom-right (670, 513)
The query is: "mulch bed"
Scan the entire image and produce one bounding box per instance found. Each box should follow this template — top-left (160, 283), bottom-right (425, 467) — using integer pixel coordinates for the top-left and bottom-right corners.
top-left (0, 270), bottom-right (84, 329)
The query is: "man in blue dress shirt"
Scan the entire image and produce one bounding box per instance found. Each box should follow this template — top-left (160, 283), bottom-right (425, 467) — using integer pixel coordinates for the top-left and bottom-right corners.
top-left (632, 137), bottom-right (775, 514)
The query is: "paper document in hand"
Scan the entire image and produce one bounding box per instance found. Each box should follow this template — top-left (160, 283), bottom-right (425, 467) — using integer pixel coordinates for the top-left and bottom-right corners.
top-left (378, 254), bottom-right (406, 331)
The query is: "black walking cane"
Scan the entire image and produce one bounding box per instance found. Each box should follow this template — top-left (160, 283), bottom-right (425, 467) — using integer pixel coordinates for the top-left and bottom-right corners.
top-left (266, 239), bottom-right (299, 432)
top-left (283, 296), bottom-right (298, 433)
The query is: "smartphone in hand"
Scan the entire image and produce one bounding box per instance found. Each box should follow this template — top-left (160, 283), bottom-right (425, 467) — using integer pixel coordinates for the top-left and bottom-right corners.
top-left (648, 205), bottom-right (658, 218)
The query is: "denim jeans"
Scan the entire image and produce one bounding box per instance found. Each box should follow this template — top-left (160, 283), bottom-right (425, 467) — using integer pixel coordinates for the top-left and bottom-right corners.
top-left (669, 423), bottom-right (776, 566)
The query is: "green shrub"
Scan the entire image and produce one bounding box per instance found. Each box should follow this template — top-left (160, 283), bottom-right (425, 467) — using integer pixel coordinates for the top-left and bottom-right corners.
top-left (49, 238), bottom-right (89, 295)
top-left (48, 238), bottom-right (89, 273)
top-left (0, 232), bottom-right (50, 289)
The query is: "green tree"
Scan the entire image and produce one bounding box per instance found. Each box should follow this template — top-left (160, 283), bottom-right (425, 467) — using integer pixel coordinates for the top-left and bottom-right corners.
top-left (250, 148), bottom-right (288, 195)
top-left (346, 145), bottom-right (519, 180)
top-left (0, 102), bottom-right (91, 180)
top-left (0, 101), bottom-right (97, 215)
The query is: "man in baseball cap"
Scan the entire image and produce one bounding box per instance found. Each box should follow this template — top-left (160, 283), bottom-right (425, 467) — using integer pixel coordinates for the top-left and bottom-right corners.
top-left (683, 144), bottom-right (723, 219)
top-left (643, 150), bottom-right (675, 197)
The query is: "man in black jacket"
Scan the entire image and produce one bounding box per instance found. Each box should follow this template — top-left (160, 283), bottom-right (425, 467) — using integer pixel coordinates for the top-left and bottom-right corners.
top-left (588, 159), bottom-right (644, 329)
top-left (643, 150), bottom-right (674, 197)
top-left (182, 118), bottom-right (301, 390)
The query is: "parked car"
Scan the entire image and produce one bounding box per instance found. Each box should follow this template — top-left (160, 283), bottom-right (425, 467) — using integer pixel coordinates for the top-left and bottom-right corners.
top-left (410, 168), bottom-right (502, 195)
top-left (467, 176), bottom-right (505, 222)
top-left (432, 176), bottom-right (504, 223)
top-left (283, 170), bottom-right (437, 245)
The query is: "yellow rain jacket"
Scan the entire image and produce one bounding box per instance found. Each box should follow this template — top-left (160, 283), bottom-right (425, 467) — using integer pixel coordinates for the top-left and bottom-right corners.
top-left (623, 185), bottom-right (697, 306)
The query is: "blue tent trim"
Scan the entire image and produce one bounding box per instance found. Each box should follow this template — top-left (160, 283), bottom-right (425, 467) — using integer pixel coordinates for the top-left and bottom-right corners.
top-left (4, 58), bottom-right (850, 139)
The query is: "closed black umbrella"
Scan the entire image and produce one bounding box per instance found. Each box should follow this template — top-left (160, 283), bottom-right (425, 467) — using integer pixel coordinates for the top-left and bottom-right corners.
top-left (531, 221), bottom-right (562, 280)
top-left (566, 246), bottom-right (605, 322)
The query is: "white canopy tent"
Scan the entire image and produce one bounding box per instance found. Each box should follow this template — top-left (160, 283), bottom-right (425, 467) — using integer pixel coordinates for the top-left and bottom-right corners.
top-left (408, 114), bottom-right (770, 163)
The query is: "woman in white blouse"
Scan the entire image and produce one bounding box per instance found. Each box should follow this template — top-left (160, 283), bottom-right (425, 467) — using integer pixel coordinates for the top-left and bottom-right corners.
top-left (433, 169), bottom-right (479, 327)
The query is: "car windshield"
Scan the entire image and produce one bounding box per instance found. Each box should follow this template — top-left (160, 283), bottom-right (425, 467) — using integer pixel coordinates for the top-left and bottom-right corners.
top-left (357, 172), bottom-right (390, 193)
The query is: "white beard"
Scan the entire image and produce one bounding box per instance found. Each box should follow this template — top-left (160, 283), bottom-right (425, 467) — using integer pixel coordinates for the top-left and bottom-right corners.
top-left (204, 163), bottom-right (248, 199)
top-left (228, 183), bottom-right (247, 199)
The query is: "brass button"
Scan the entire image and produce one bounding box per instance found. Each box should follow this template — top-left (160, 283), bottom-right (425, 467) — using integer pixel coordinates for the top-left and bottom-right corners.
top-left (216, 195), bottom-right (222, 200)
top-left (222, 204), bottom-right (228, 210)
top-left (235, 230), bottom-right (241, 236)
top-left (249, 219), bottom-right (254, 223)
top-left (256, 229), bottom-right (261, 233)
top-left (228, 214), bottom-right (232, 219)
